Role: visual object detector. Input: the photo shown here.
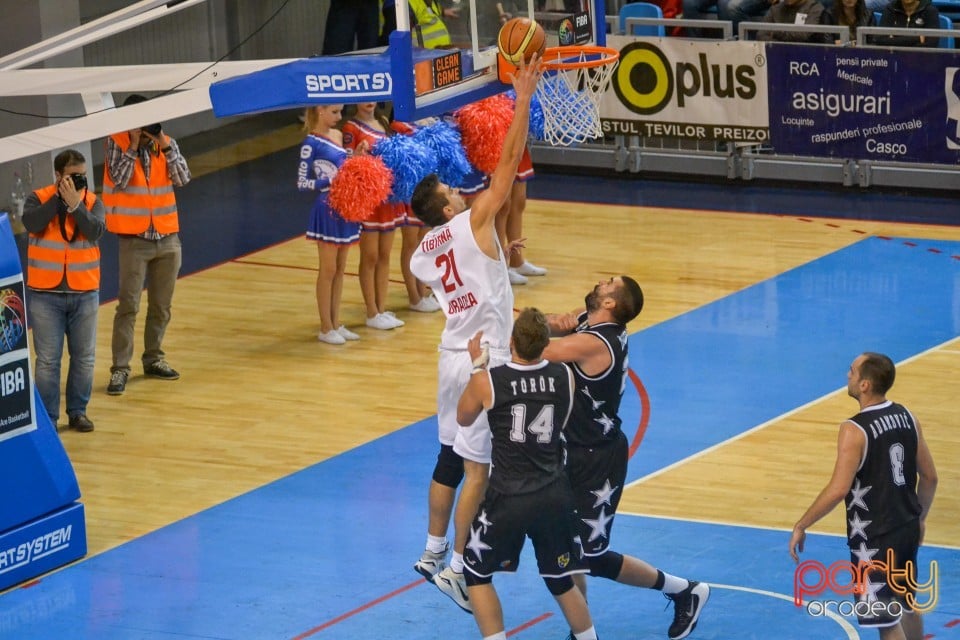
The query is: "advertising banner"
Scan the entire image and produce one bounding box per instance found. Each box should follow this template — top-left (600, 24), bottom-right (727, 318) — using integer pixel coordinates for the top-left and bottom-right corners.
top-left (600, 37), bottom-right (770, 142)
top-left (766, 43), bottom-right (960, 164)
top-left (0, 274), bottom-right (34, 443)
top-left (210, 54), bottom-right (394, 117)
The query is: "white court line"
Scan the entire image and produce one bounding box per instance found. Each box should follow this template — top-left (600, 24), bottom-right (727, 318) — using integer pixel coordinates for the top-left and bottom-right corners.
top-left (708, 583), bottom-right (860, 640)
top-left (626, 334), bottom-right (960, 490)
top-left (616, 510), bottom-right (960, 551)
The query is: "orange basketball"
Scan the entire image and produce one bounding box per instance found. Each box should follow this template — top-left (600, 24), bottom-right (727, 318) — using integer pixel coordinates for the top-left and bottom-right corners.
top-left (497, 17), bottom-right (546, 66)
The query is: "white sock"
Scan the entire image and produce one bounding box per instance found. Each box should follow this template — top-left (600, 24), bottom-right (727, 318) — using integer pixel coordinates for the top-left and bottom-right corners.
top-left (450, 551), bottom-right (465, 573)
top-left (660, 572), bottom-right (690, 595)
top-left (483, 633), bottom-right (507, 640)
top-left (426, 535), bottom-right (447, 554)
top-left (573, 626), bottom-right (598, 640)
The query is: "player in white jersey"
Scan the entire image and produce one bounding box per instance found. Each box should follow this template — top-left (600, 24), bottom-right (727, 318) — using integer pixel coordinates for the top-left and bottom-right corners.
top-left (408, 55), bottom-right (543, 614)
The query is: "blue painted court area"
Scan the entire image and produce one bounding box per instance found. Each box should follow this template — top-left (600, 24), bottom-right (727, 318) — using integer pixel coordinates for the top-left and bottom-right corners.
top-left (2, 237), bottom-right (958, 639)
top-left (623, 236), bottom-right (960, 481)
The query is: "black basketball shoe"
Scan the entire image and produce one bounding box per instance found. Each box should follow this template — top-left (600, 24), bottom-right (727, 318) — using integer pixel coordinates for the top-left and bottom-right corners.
top-left (666, 581), bottom-right (710, 639)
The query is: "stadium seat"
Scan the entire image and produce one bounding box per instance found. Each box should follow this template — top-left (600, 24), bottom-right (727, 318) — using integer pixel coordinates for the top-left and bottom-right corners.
top-left (619, 2), bottom-right (667, 36)
top-left (939, 13), bottom-right (954, 48)
top-left (874, 11), bottom-right (954, 47)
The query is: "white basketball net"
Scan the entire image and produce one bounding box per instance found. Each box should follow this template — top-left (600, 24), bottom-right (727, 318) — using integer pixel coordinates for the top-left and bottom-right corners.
top-left (536, 51), bottom-right (617, 147)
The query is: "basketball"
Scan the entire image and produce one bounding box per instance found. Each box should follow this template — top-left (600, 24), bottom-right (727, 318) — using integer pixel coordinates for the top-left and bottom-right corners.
top-left (497, 17), bottom-right (546, 66)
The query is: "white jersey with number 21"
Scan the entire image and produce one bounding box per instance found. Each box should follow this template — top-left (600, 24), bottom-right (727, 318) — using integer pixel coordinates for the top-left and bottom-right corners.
top-left (410, 209), bottom-right (514, 351)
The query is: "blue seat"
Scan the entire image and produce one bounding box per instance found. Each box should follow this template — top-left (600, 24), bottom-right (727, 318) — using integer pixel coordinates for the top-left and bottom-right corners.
top-left (939, 13), bottom-right (954, 48)
top-left (619, 2), bottom-right (667, 36)
top-left (873, 11), bottom-right (953, 47)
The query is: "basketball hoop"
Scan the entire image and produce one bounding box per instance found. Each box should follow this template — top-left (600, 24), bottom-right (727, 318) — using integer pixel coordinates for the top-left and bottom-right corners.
top-left (499, 45), bottom-right (619, 147)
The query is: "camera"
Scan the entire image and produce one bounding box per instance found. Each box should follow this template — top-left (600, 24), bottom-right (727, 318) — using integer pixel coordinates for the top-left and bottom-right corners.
top-left (143, 123), bottom-right (163, 136)
top-left (70, 173), bottom-right (88, 191)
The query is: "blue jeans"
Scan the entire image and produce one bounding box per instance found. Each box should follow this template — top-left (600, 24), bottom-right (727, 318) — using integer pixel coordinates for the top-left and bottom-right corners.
top-left (28, 289), bottom-right (99, 423)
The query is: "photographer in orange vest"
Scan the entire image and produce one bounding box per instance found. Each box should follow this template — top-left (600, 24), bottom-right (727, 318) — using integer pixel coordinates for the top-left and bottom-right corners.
top-left (102, 94), bottom-right (191, 396)
top-left (22, 149), bottom-right (105, 432)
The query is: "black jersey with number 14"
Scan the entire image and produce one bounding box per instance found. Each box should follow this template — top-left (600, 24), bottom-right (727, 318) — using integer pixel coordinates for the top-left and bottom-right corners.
top-left (486, 360), bottom-right (574, 496)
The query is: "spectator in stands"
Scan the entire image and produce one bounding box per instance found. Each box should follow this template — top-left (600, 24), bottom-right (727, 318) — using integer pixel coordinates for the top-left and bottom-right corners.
top-left (22, 149), bottom-right (104, 433)
top-left (822, 0), bottom-right (876, 43)
top-left (683, 0), bottom-right (771, 38)
top-left (756, 0), bottom-right (826, 41)
top-left (382, 0), bottom-right (459, 49)
top-left (322, 0), bottom-right (379, 55)
top-left (875, 0), bottom-right (941, 46)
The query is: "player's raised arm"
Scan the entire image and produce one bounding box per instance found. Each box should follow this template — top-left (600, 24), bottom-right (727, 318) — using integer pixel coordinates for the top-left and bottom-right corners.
top-left (470, 56), bottom-right (542, 234)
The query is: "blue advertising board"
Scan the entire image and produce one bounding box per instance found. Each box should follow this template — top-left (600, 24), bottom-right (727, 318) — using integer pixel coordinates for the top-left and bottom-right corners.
top-left (766, 43), bottom-right (960, 164)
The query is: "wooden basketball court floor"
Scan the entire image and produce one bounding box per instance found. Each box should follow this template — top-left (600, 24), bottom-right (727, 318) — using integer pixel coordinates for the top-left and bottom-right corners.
top-left (1, 130), bottom-right (959, 639)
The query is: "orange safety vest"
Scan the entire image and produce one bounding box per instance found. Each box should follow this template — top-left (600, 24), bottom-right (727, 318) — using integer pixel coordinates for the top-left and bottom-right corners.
top-left (102, 132), bottom-right (179, 234)
top-left (27, 185), bottom-right (100, 291)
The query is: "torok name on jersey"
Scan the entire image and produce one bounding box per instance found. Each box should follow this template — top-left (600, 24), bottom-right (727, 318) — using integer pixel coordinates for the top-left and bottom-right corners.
top-left (509, 374), bottom-right (558, 396)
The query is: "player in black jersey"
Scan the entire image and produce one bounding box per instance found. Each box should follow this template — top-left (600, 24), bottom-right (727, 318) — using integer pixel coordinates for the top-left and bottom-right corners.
top-left (457, 308), bottom-right (598, 640)
top-left (790, 352), bottom-right (938, 640)
top-left (542, 276), bottom-right (710, 640)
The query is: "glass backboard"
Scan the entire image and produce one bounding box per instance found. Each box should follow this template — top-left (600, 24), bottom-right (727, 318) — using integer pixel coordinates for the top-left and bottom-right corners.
top-left (390, 0), bottom-right (601, 121)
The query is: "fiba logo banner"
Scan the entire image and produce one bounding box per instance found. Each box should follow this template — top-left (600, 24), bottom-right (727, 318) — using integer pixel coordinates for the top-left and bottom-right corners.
top-left (945, 67), bottom-right (960, 149)
top-left (0, 284), bottom-right (26, 355)
top-left (558, 11), bottom-right (592, 46)
top-left (0, 276), bottom-right (35, 442)
top-left (601, 37), bottom-right (769, 142)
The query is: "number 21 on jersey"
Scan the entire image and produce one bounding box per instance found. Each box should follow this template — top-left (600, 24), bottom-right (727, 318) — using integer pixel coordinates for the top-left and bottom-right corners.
top-left (435, 249), bottom-right (464, 293)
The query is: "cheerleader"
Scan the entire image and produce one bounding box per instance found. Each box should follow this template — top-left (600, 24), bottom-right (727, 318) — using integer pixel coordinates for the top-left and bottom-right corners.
top-left (298, 104), bottom-right (361, 345)
top-left (342, 103), bottom-right (408, 330)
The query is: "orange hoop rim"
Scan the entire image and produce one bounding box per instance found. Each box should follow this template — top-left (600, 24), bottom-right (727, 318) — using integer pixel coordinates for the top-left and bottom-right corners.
top-left (539, 45), bottom-right (619, 71)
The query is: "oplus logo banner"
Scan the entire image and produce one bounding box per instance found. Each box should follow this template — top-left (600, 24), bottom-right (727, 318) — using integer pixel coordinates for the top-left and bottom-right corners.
top-left (794, 551), bottom-right (939, 618)
top-left (600, 37), bottom-right (770, 142)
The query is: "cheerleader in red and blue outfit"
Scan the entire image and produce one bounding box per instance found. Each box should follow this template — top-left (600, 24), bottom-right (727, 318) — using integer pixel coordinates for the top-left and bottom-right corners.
top-left (342, 103), bottom-right (409, 330)
top-left (298, 104), bottom-right (361, 345)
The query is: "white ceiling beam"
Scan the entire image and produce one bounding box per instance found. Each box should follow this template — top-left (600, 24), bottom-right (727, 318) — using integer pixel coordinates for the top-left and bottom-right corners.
top-left (0, 0), bottom-right (209, 70)
top-left (0, 60), bottom-right (296, 96)
top-left (0, 88), bottom-right (212, 164)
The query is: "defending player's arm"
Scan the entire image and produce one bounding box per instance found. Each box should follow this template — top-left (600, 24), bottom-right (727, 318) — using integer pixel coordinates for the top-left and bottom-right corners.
top-left (542, 332), bottom-right (612, 378)
top-left (914, 420), bottom-right (938, 543)
top-left (546, 310), bottom-right (584, 336)
top-left (788, 421), bottom-right (865, 562)
top-left (470, 56), bottom-right (542, 235)
top-left (457, 331), bottom-right (494, 426)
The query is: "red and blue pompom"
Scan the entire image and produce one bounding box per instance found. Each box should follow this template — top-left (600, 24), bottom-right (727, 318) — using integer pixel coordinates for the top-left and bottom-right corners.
top-left (372, 134), bottom-right (438, 203)
top-left (412, 121), bottom-right (471, 189)
top-left (329, 155), bottom-right (393, 222)
top-left (454, 94), bottom-right (514, 174)
top-left (504, 88), bottom-right (545, 141)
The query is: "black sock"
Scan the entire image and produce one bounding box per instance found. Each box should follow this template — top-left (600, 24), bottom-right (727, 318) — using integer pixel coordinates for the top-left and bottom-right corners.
top-left (653, 569), bottom-right (666, 591)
